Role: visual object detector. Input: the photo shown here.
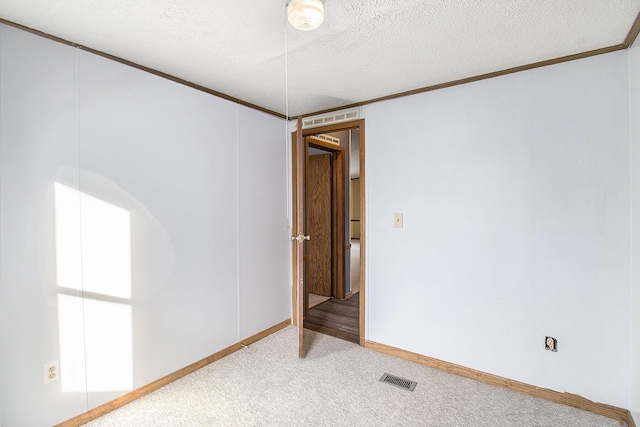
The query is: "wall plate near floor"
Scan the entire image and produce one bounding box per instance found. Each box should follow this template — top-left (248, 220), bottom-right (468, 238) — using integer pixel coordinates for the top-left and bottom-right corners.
top-left (545, 336), bottom-right (557, 352)
top-left (44, 361), bottom-right (59, 384)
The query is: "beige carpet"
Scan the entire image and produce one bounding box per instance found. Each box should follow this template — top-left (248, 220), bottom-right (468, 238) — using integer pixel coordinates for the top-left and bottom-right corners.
top-left (83, 327), bottom-right (621, 427)
top-left (308, 293), bottom-right (331, 309)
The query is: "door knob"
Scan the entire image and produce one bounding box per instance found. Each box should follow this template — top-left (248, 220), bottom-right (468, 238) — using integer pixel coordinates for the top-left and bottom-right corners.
top-left (291, 234), bottom-right (310, 243)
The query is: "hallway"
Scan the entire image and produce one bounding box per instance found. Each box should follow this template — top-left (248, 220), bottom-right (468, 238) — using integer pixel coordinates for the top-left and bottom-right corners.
top-left (304, 293), bottom-right (359, 344)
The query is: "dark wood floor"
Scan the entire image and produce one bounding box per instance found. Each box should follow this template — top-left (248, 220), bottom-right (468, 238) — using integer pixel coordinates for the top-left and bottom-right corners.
top-left (304, 293), bottom-right (359, 343)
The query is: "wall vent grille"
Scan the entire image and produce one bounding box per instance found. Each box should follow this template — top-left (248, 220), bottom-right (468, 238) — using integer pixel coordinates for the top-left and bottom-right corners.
top-left (294, 109), bottom-right (360, 130)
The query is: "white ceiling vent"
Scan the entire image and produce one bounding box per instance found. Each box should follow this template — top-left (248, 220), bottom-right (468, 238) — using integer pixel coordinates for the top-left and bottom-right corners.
top-left (295, 109), bottom-right (360, 130)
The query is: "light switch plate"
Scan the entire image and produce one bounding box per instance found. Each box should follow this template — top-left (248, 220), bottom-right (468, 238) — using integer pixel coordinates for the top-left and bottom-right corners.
top-left (394, 213), bottom-right (403, 228)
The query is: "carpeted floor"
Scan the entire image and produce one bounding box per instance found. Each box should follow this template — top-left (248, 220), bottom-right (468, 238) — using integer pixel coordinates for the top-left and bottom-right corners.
top-left (83, 327), bottom-right (621, 427)
top-left (308, 293), bottom-right (331, 309)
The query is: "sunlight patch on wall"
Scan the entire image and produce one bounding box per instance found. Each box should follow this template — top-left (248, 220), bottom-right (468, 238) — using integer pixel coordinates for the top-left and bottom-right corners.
top-left (57, 295), bottom-right (133, 392)
top-left (54, 182), bottom-right (134, 393)
top-left (54, 182), bottom-right (132, 298)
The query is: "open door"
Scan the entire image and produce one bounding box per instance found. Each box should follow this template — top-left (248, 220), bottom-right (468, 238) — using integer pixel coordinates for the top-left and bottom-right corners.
top-left (305, 137), bottom-right (346, 311)
top-left (293, 118), bottom-right (364, 356)
top-left (292, 118), bottom-right (306, 358)
top-left (306, 153), bottom-right (332, 300)
top-left (292, 131), bottom-right (346, 357)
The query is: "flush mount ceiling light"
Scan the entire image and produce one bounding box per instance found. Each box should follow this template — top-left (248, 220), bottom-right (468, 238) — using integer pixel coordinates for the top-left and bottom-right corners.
top-left (287, 0), bottom-right (324, 31)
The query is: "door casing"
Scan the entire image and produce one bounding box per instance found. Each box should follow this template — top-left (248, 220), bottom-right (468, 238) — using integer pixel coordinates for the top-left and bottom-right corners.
top-left (291, 119), bottom-right (365, 347)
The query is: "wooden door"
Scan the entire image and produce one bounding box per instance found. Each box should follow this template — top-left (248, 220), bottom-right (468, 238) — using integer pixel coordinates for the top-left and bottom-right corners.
top-left (306, 153), bottom-right (332, 297)
top-left (293, 119), bottom-right (305, 358)
top-left (293, 122), bottom-right (359, 358)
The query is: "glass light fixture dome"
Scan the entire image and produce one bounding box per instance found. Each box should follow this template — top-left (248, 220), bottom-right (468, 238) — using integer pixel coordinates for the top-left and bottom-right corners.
top-left (287, 0), bottom-right (324, 31)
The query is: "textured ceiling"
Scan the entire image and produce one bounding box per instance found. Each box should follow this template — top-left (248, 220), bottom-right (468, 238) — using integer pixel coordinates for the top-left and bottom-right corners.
top-left (1, 1), bottom-right (640, 117)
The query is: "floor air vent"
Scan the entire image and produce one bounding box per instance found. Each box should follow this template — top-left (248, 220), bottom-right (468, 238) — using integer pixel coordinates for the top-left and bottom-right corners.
top-left (379, 373), bottom-right (417, 392)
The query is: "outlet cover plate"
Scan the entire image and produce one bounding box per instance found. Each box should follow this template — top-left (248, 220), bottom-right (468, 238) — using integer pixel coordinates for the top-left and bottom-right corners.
top-left (44, 361), bottom-right (59, 384)
top-left (545, 337), bottom-right (557, 352)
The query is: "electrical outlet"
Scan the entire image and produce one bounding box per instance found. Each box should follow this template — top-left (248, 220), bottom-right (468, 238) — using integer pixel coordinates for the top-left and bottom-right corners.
top-left (44, 361), bottom-right (59, 384)
top-left (545, 336), bottom-right (557, 352)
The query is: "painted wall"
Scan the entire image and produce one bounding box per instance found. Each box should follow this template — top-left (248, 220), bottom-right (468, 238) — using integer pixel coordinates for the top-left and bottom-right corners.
top-left (2, 16), bottom-right (637, 426)
top-left (0, 24), bottom-right (290, 426)
top-left (630, 37), bottom-right (640, 422)
top-left (363, 51), bottom-right (631, 409)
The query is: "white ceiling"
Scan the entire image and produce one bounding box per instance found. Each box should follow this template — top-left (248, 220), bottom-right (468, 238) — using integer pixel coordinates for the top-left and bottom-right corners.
top-left (1, 1), bottom-right (639, 117)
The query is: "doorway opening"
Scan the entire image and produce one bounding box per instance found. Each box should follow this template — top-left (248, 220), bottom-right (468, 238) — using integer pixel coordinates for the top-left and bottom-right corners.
top-left (291, 119), bottom-right (365, 346)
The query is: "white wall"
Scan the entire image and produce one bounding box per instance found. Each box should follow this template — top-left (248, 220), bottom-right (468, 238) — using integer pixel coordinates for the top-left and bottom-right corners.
top-left (237, 106), bottom-right (291, 339)
top-left (630, 37), bottom-right (640, 422)
top-left (0, 24), bottom-right (290, 426)
top-left (363, 51), bottom-right (631, 409)
top-left (0, 23), bottom-right (87, 424)
top-left (2, 17), bottom-right (637, 426)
